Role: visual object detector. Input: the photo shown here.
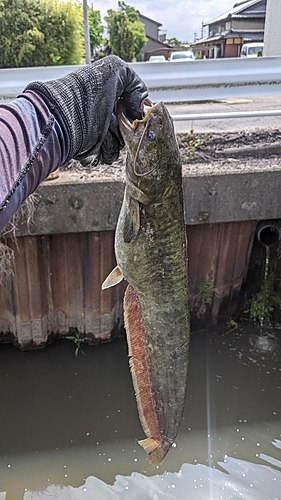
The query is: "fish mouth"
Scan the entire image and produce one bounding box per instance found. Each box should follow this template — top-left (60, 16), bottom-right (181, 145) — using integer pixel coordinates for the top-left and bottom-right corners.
top-left (117, 97), bottom-right (156, 136)
top-left (117, 98), bottom-right (168, 177)
top-left (117, 97), bottom-right (158, 177)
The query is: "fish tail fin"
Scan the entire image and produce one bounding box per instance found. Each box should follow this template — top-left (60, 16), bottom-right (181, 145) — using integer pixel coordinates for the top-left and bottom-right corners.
top-left (138, 438), bottom-right (169, 466)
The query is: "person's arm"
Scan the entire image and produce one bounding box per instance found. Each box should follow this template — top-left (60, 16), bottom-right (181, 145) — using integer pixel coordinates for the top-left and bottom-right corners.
top-left (0, 55), bottom-right (148, 232)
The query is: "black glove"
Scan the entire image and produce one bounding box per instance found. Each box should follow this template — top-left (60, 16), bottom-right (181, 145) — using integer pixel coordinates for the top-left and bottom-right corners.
top-left (24, 55), bottom-right (148, 164)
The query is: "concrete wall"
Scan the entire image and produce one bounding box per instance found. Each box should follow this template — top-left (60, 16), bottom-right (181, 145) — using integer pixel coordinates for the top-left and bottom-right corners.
top-left (232, 19), bottom-right (265, 30)
top-left (6, 165), bottom-right (281, 238)
top-left (264, 0), bottom-right (281, 56)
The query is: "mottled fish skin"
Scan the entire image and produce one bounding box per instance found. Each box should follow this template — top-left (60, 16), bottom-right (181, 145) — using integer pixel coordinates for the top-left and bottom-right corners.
top-left (102, 100), bottom-right (190, 465)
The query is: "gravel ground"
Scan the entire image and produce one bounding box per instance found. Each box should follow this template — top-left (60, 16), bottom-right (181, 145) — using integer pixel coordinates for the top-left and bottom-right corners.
top-left (61, 127), bottom-right (281, 179)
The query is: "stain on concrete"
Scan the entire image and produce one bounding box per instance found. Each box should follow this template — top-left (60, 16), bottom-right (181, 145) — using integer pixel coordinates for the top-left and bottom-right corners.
top-left (69, 214), bottom-right (78, 223)
top-left (68, 196), bottom-right (84, 210)
top-left (197, 210), bottom-right (210, 223)
top-left (40, 198), bottom-right (55, 206)
top-left (49, 229), bottom-right (64, 234)
top-left (241, 201), bottom-right (257, 211)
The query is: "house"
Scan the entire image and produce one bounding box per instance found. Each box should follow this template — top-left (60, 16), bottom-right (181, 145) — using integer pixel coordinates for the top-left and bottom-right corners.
top-left (136, 14), bottom-right (172, 61)
top-left (192, 0), bottom-right (266, 59)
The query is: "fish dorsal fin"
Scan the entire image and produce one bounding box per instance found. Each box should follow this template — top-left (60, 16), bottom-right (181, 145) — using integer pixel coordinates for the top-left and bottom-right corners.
top-left (124, 197), bottom-right (140, 243)
top-left (102, 266), bottom-right (123, 290)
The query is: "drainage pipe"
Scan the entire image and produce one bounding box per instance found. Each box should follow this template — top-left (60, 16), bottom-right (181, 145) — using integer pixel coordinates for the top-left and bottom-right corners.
top-left (256, 221), bottom-right (280, 246)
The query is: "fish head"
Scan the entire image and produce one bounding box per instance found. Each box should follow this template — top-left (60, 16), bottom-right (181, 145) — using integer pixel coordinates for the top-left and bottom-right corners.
top-left (116, 98), bottom-right (181, 201)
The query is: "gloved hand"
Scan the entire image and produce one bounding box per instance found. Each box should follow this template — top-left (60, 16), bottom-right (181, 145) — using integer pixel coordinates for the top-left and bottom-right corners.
top-left (24, 55), bottom-right (148, 165)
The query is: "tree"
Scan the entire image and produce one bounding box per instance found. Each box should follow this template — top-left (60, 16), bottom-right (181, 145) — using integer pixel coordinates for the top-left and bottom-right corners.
top-left (88, 7), bottom-right (105, 56)
top-left (0, 0), bottom-right (92, 68)
top-left (167, 37), bottom-right (184, 48)
top-left (35, 0), bottom-right (84, 66)
top-left (105, 1), bottom-right (147, 62)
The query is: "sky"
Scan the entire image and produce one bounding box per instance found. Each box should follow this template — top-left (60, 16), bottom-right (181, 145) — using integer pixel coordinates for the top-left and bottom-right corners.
top-left (91, 0), bottom-right (237, 43)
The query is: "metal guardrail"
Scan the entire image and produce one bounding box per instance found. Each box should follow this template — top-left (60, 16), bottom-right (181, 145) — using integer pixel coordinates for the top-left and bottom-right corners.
top-left (133, 56), bottom-right (281, 103)
top-left (0, 64), bottom-right (85, 97)
top-left (172, 109), bottom-right (281, 121)
top-left (1, 56), bottom-right (281, 120)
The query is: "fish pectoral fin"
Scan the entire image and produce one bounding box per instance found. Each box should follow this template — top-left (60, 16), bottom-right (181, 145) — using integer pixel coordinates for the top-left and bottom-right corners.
top-left (101, 266), bottom-right (124, 290)
top-left (123, 198), bottom-right (140, 243)
top-left (138, 438), bottom-right (168, 466)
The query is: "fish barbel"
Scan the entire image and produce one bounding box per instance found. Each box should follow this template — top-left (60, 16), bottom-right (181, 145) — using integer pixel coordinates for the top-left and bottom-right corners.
top-left (102, 99), bottom-right (190, 466)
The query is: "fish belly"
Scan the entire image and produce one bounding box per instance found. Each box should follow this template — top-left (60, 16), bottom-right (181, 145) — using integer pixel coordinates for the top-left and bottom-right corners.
top-left (117, 195), bottom-right (190, 465)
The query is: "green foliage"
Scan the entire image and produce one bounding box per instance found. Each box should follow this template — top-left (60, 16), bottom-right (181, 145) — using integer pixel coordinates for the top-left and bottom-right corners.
top-left (0, 0), bottom-right (85, 68)
top-left (225, 319), bottom-right (239, 333)
top-left (187, 137), bottom-right (205, 159)
top-left (199, 280), bottom-right (215, 305)
top-left (66, 329), bottom-right (90, 357)
top-left (244, 219), bottom-right (281, 325)
top-left (167, 37), bottom-right (183, 48)
top-left (247, 287), bottom-right (281, 324)
top-left (182, 130), bottom-right (209, 160)
top-left (118, 1), bottom-right (139, 22)
top-left (88, 7), bottom-right (105, 55)
top-left (105, 1), bottom-right (147, 61)
top-left (248, 285), bottom-right (273, 324)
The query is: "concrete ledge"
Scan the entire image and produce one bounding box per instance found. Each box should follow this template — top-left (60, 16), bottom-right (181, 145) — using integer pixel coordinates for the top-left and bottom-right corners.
top-left (7, 165), bottom-right (281, 237)
top-left (183, 167), bottom-right (281, 225)
top-left (221, 142), bottom-right (281, 157)
top-left (12, 175), bottom-right (124, 236)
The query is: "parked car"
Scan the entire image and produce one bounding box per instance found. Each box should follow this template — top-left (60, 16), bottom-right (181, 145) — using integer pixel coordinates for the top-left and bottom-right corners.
top-left (170, 51), bottom-right (195, 62)
top-left (148, 55), bottom-right (166, 63)
top-left (240, 42), bottom-right (264, 58)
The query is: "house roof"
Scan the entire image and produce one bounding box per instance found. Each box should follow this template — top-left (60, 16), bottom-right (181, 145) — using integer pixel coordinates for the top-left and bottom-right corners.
top-left (139, 13), bottom-right (162, 27)
top-left (232, 13), bottom-right (266, 18)
top-left (225, 29), bottom-right (264, 39)
top-left (192, 29), bottom-right (264, 46)
top-left (144, 36), bottom-right (171, 48)
top-left (192, 35), bottom-right (222, 45)
top-left (206, 0), bottom-right (266, 26)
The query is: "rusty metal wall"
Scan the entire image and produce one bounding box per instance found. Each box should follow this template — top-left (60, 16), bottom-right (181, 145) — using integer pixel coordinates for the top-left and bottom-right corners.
top-left (187, 220), bottom-right (257, 320)
top-left (0, 220), bottom-right (257, 348)
top-left (0, 231), bottom-right (126, 348)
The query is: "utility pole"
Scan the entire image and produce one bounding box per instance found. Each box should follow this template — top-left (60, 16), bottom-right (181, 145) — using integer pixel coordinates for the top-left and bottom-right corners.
top-left (200, 21), bottom-right (204, 39)
top-left (83, 0), bottom-right (91, 64)
top-left (264, 0), bottom-right (281, 56)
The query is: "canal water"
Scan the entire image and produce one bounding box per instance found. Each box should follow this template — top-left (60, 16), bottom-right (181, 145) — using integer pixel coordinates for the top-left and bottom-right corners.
top-left (0, 325), bottom-right (280, 499)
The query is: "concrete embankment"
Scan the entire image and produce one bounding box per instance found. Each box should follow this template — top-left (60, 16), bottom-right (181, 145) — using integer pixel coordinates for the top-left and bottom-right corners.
top-left (0, 145), bottom-right (281, 348)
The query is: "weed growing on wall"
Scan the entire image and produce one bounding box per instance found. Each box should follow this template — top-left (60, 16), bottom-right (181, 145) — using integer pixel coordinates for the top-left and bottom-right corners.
top-left (199, 280), bottom-right (215, 305)
top-left (2, 194), bottom-right (39, 242)
top-left (0, 243), bottom-right (14, 284)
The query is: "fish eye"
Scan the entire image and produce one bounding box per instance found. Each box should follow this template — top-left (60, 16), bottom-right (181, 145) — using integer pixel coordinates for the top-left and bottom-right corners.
top-left (147, 131), bottom-right (156, 142)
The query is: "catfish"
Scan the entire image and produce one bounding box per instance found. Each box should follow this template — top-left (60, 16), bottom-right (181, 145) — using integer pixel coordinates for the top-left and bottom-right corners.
top-left (103, 99), bottom-right (190, 466)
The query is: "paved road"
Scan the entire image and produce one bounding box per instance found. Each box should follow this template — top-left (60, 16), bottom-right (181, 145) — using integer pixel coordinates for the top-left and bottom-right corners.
top-left (1, 94), bottom-right (281, 134)
top-left (167, 94), bottom-right (281, 134)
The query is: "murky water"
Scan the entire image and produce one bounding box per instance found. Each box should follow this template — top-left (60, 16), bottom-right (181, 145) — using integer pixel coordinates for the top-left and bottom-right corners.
top-left (0, 325), bottom-right (280, 499)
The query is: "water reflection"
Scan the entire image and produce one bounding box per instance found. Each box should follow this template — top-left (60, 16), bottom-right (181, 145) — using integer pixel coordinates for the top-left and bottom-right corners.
top-left (23, 450), bottom-right (281, 500)
top-left (0, 326), bottom-right (280, 499)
